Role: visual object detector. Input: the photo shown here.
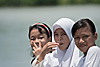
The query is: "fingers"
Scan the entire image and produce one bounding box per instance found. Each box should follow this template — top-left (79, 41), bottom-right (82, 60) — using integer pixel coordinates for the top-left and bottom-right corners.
top-left (33, 50), bottom-right (39, 57)
top-left (48, 44), bottom-right (57, 49)
top-left (42, 42), bottom-right (59, 54)
top-left (49, 48), bottom-right (56, 52)
top-left (32, 41), bottom-right (42, 51)
top-left (33, 47), bottom-right (36, 51)
top-left (45, 48), bottom-right (56, 54)
top-left (33, 42), bottom-right (59, 56)
top-left (33, 41), bottom-right (42, 48)
top-left (39, 41), bottom-right (41, 48)
top-left (47, 42), bottom-right (59, 48)
top-left (32, 41), bottom-right (42, 57)
top-left (49, 42), bottom-right (59, 46)
top-left (32, 46), bottom-right (42, 57)
top-left (34, 42), bottom-right (38, 48)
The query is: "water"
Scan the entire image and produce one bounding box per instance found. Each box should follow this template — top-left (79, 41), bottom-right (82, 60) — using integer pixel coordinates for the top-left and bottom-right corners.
top-left (0, 5), bottom-right (100, 67)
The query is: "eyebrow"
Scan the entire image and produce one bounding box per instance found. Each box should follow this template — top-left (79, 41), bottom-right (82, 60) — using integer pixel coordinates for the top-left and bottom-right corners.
top-left (31, 32), bottom-right (46, 37)
top-left (54, 31), bottom-right (65, 33)
top-left (30, 33), bottom-right (41, 37)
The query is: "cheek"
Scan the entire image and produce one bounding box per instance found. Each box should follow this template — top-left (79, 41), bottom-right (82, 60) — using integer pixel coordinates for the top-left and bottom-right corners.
top-left (76, 43), bottom-right (80, 48)
top-left (74, 40), bottom-right (78, 44)
top-left (87, 39), bottom-right (94, 45)
top-left (64, 36), bottom-right (70, 43)
top-left (54, 38), bottom-right (58, 43)
top-left (54, 36), bottom-right (58, 42)
top-left (40, 38), bottom-right (47, 42)
top-left (74, 40), bottom-right (79, 47)
top-left (30, 40), bottom-right (34, 48)
top-left (64, 40), bottom-right (70, 47)
top-left (63, 37), bottom-right (70, 46)
top-left (40, 38), bottom-right (49, 46)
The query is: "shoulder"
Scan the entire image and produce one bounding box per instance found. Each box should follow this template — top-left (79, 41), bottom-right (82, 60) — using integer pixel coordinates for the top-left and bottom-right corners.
top-left (87, 46), bottom-right (100, 57)
top-left (84, 46), bottom-right (100, 67)
top-left (88, 46), bottom-right (100, 53)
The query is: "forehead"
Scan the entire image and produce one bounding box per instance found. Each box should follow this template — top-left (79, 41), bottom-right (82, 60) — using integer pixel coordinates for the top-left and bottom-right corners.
top-left (30, 28), bottom-right (46, 36)
top-left (75, 25), bottom-right (92, 36)
top-left (32, 28), bottom-right (46, 33)
top-left (54, 28), bottom-right (66, 33)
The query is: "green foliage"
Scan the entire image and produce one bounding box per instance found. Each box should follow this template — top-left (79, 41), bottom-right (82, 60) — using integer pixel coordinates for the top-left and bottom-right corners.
top-left (91, 0), bottom-right (100, 4)
top-left (0, 0), bottom-right (100, 7)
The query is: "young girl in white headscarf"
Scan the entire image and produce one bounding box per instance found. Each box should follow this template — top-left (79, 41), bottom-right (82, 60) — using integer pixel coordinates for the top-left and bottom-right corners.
top-left (32, 18), bottom-right (79, 67)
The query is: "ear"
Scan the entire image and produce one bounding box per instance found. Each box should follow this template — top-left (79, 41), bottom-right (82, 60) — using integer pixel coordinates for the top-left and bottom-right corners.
top-left (94, 32), bottom-right (97, 41)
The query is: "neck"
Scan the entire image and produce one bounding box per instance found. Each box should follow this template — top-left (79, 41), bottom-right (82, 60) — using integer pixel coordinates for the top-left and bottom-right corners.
top-left (83, 52), bottom-right (87, 57)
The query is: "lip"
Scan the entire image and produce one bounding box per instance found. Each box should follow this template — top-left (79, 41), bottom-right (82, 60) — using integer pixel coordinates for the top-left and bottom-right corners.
top-left (59, 43), bottom-right (63, 45)
top-left (79, 44), bottom-right (87, 48)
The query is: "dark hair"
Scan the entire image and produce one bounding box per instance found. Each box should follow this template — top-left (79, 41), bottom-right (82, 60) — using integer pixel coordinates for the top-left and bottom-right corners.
top-left (28, 22), bottom-right (52, 42)
top-left (72, 18), bottom-right (96, 37)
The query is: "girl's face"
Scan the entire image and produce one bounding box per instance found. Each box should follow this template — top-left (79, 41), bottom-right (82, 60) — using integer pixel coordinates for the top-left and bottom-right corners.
top-left (54, 28), bottom-right (70, 50)
top-left (74, 25), bottom-right (97, 56)
top-left (30, 28), bottom-right (50, 48)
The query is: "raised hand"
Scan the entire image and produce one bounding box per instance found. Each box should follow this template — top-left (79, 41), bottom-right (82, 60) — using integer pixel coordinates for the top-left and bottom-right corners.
top-left (36, 42), bottom-right (59, 62)
top-left (33, 41), bottom-right (42, 57)
top-left (41, 42), bottom-right (59, 54)
top-left (34, 42), bottom-right (59, 65)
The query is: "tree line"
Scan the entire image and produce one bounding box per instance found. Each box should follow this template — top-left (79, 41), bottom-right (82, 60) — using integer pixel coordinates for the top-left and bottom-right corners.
top-left (0, 0), bottom-right (100, 7)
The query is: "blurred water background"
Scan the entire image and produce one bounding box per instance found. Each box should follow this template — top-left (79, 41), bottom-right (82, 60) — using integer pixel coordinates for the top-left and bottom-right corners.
top-left (0, 1), bottom-right (100, 67)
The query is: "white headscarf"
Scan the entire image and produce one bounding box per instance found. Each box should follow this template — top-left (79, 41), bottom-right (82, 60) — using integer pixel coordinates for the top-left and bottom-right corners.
top-left (52, 18), bottom-right (79, 67)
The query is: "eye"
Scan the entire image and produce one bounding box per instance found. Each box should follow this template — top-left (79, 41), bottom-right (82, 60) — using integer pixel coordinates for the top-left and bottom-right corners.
top-left (54, 33), bottom-right (58, 36)
top-left (61, 33), bottom-right (66, 35)
top-left (30, 38), bottom-right (35, 41)
top-left (38, 37), bottom-right (44, 39)
top-left (74, 37), bottom-right (80, 40)
top-left (83, 35), bottom-right (89, 39)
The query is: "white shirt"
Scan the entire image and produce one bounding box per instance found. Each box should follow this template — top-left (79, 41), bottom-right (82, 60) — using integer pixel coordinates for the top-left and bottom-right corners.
top-left (32, 46), bottom-right (79, 67)
top-left (76, 46), bottom-right (100, 67)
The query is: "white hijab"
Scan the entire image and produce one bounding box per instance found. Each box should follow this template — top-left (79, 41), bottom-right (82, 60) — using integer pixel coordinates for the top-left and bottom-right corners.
top-left (52, 18), bottom-right (79, 67)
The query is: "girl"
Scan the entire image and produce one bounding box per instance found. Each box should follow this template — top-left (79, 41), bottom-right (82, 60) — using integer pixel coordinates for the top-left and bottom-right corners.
top-left (32, 18), bottom-right (79, 67)
top-left (28, 22), bottom-right (58, 65)
top-left (72, 18), bottom-right (100, 67)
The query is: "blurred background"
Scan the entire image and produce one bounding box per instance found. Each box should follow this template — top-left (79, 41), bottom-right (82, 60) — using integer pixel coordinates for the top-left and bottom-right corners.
top-left (0, 0), bottom-right (100, 67)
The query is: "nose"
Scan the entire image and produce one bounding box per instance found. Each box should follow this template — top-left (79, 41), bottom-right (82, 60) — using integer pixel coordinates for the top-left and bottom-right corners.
top-left (79, 38), bottom-right (84, 44)
top-left (35, 38), bottom-right (39, 45)
top-left (58, 35), bottom-right (62, 41)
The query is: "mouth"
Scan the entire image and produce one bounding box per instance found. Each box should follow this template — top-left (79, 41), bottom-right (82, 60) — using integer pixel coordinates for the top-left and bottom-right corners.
top-left (59, 43), bottom-right (63, 45)
top-left (79, 44), bottom-right (87, 48)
